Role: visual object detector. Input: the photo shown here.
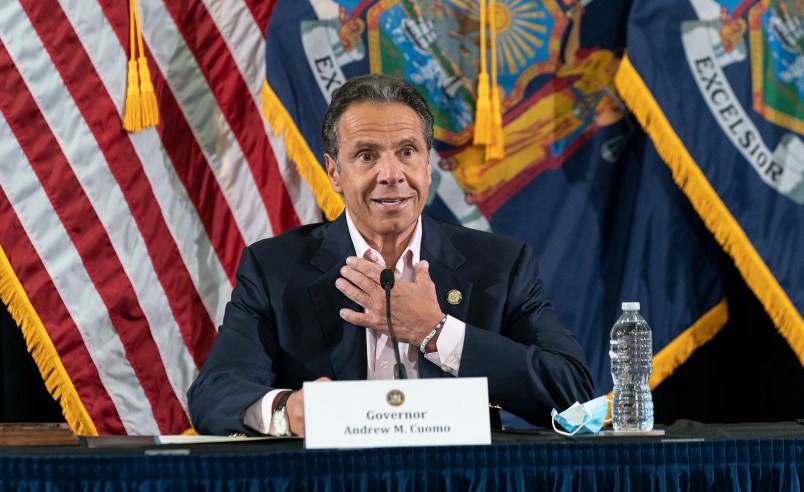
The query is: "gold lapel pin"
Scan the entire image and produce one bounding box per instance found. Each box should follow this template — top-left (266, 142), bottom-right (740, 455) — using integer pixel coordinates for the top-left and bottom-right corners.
top-left (446, 289), bottom-right (462, 305)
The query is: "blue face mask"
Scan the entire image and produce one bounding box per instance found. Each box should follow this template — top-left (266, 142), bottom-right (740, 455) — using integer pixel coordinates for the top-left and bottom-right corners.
top-left (551, 395), bottom-right (610, 436)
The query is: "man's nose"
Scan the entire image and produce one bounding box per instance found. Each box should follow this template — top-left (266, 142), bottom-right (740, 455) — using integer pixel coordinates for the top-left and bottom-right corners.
top-left (376, 155), bottom-right (405, 184)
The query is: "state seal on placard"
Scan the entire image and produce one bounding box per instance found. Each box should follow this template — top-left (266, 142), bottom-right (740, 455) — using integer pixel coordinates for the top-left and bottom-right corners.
top-left (386, 389), bottom-right (405, 406)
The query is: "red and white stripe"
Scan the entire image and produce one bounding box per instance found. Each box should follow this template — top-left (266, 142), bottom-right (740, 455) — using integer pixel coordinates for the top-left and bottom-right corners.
top-left (0, 0), bottom-right (320, 434)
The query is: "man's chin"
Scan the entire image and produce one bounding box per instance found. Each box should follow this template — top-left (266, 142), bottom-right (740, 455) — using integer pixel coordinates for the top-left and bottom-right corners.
top-left (371, 218), bottom-right (417, 236)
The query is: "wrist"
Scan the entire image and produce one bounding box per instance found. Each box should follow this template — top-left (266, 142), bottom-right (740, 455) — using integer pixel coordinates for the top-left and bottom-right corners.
top-left (420, 314), bottom-right (448, 354)
top-left (271, 390), bottom-right (292, 413)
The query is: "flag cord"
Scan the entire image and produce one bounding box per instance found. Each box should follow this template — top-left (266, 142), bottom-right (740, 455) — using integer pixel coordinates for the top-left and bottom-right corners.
top-left (473, 0), bottom-right (491, 146)
top-left (124, 0), bottom-right (159, 132)
top-left (486, 0), bottom-right (505, 160)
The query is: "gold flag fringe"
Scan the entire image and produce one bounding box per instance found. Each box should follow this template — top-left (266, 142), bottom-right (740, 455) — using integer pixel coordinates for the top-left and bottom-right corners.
top-left (650, 299), bottom-right (729, 389)
top-left (614, 55), bottom-right (804, 367)
top-left (123, 0), bottom-right (159, 132)
top-left (0, 246), bottom-right (97, 436)
top-left (261, 81), bottom-right (344, 221)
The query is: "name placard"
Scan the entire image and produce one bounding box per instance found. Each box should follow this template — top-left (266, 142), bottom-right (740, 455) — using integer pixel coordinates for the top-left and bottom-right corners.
top-left (303, 378), bottom-right (490, 449)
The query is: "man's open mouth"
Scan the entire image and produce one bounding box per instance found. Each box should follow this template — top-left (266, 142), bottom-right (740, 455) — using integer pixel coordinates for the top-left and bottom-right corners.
top-left (373, 198), bottom-right (408, 205)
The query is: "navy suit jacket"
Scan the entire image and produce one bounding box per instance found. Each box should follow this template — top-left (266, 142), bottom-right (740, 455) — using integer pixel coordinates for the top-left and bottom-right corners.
top-left (188, 213), bottom-right (594, 435)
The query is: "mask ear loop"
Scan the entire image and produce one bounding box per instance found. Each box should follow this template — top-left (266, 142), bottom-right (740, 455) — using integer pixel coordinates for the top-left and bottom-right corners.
top-left (551, 411), bottom-right (591, 437)
top-left (604, 398), bottom-right (613, 426)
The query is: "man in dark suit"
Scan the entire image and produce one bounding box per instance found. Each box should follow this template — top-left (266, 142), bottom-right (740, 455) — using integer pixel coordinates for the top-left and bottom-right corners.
top-left (188, 74), bottom-right (594, 436)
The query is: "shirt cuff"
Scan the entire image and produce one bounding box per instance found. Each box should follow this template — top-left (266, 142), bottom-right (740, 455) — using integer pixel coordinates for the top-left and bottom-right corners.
top-left (242, 388), bottom-right (286, 435)
top-left (423, 315), bottom-right (465, 376)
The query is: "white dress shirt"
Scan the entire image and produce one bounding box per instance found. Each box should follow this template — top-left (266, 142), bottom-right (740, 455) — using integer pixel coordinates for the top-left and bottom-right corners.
top-left (243, 211), bottom-right (466, 435)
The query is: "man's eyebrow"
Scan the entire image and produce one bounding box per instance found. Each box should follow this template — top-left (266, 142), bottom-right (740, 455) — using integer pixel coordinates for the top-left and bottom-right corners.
top-left (347, 137), bottom-right (422, 153)
top-left (397, 138), bottom-right (422, 148)
top-left (350, 140), bottom-right (380, 152)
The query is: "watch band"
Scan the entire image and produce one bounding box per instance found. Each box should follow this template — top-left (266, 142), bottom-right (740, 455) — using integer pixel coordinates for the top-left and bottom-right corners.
top-left (274, 390), bottom-right (293, 414)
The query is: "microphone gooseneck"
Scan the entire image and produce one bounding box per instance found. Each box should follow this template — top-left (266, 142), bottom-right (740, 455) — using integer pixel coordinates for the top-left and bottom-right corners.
top-left (380, 268), bottom-right (407, 379)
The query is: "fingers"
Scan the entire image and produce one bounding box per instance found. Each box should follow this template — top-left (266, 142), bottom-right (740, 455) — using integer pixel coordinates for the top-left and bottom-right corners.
top-left (286, 390), bottom-right (305, 437)
top-left (288, 377), bottom-right (331, 437)
top-left (338, 307), bottom-right (383, 331)
top-left (413, 260), bottom-right (430, 281)
top-left (414, 260), bottom-right (437, 296)
top-left (335, 277), bottom-right (374, 309)
top-left (336, 257), bottom-right (385, 311)
top-left (346, 256), bottom-right (384, 279)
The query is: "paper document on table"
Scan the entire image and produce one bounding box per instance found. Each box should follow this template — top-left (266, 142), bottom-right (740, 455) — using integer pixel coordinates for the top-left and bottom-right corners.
top-left (157, 435), bottom-right (295, 444)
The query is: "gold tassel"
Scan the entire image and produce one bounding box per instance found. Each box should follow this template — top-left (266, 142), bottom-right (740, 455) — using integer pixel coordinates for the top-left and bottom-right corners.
top-left (123, 4), bottom-right (142, 132)
top-left (473, 0), bottom-right (491, 145)
top-left (485, 0), bottom-right (505, 160)
top-left (123, 59), bottom-right (142, 132)
top-left (137, 56), bottom-right (159, 128)
top-left (124, 0), bottom-right (159, 132)
top-left (486, 85), bottom-right (505, 160)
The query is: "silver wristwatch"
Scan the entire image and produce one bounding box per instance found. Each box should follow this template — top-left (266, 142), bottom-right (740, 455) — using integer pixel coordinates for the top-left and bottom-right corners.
top-left (271, 391), bottom-right (294, 437)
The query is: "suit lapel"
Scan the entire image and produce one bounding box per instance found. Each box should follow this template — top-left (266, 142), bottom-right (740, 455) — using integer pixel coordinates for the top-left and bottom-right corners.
top-left (308, 214), bottom-right (367, 381)
top-left (419, 215), bottom-right (473, 378)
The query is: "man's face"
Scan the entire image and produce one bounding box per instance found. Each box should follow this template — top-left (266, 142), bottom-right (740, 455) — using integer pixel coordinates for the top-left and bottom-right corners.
top-left (325, 102), bottom-right (431, 245)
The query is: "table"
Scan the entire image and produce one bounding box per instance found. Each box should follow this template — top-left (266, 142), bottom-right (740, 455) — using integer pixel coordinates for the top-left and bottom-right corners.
top-left (1, 420), bottom-right (803, 491)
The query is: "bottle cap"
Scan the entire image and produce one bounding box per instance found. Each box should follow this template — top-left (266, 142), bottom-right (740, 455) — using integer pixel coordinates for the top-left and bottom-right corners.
top-left (622, 302), bottom-right (640, 311)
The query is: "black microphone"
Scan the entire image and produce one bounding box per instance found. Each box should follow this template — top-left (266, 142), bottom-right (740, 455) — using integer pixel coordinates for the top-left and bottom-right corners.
top-left (380, 269), bottom-right (407, 379)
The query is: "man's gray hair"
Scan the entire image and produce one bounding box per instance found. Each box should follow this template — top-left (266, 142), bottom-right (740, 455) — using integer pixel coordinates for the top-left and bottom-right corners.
top-left (322, 74), bottom-right (434, 166)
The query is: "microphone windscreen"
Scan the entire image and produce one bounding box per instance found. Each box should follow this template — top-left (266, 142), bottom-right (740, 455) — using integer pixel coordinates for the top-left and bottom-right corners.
top-left (380, 269), bottom-right (395, 289)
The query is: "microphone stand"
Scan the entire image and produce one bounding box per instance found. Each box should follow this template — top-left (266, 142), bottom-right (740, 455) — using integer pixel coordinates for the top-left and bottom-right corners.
top-left (380, 269), bottom-right (407, 379)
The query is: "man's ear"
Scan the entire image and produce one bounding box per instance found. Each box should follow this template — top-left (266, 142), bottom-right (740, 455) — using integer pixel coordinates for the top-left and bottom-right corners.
top-left (324, 154), bottom-right (342, 193)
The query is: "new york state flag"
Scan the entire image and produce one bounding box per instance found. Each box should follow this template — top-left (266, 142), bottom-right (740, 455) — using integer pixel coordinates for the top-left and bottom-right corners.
top-left (260, 0), bottom-right (728, 409)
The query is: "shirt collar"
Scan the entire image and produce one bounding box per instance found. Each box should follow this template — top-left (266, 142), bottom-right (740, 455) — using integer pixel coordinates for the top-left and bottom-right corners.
top-left (344, 211), bottom-right (422, 270)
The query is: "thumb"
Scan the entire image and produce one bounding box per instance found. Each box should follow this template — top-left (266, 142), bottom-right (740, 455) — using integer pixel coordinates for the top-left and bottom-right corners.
top-left (414, 260), bottom-right (431, 282)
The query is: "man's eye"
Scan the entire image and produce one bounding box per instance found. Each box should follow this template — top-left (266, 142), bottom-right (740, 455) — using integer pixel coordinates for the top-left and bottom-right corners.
top-left (401, 148), bottom-right (414, 157)
top-left (358, 153), bottom-right (373, 162)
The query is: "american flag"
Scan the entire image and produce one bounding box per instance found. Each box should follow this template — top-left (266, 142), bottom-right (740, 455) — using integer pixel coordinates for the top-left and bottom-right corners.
top-left (0, 0), bottom-right (323, 434)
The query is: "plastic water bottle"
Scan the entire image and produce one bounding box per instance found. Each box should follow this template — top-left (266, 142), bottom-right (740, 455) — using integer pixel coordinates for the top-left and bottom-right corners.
top-left (609, 302), bottom-right (654, 431)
